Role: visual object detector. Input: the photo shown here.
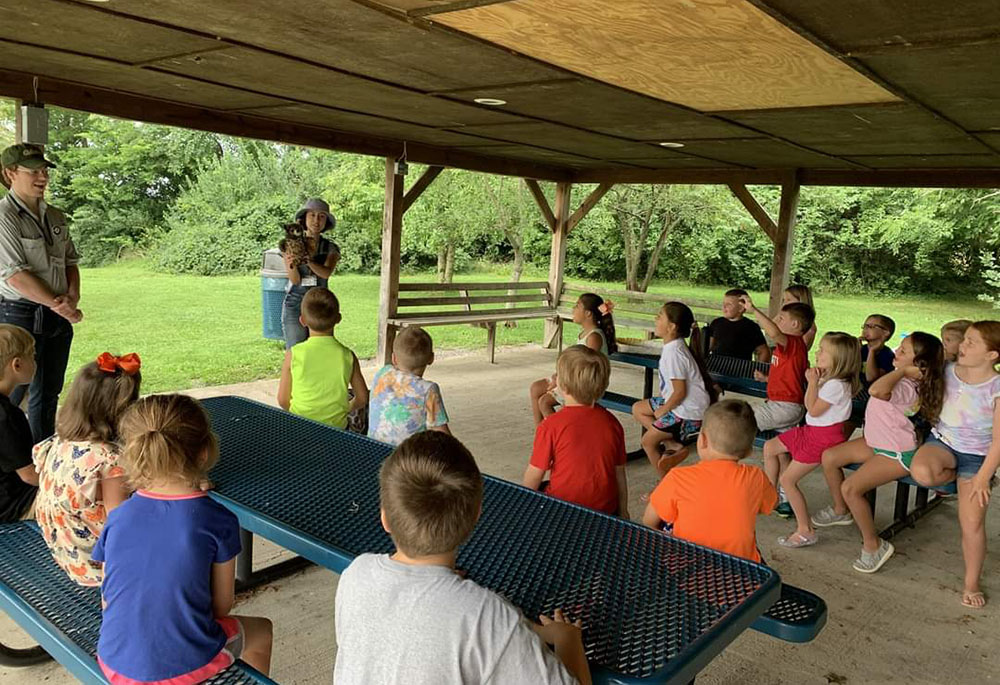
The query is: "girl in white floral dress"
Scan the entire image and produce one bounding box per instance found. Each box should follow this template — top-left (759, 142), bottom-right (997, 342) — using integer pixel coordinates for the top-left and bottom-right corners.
top-left (32, 352), bottom-right (141, 586)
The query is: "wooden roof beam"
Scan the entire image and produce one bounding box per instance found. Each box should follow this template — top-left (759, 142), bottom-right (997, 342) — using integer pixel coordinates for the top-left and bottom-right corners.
top-left (566, 182), bottom-right (613, 234)
top-left (402, 165), bottom-right (445, 214)
top-left (728, 183), bottom-right (776, 242)
top-left (524, 179), bottom-right (556, 231)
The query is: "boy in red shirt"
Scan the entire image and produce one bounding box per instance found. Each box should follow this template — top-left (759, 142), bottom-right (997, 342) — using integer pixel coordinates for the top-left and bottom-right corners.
top-left (523, 346), bottom-right (628, 517)
top-left (643, 400), bottom-right (776, 562)
top-left (741, 295), bottom-right (814, 517)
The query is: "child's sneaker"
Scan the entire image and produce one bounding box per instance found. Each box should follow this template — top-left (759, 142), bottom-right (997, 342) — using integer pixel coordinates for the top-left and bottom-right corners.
top-left (852, 540), bottom-right (895, 574)
top-left (811, 506), bottom-right (853, 527)
top-left (774, 501), bottom-right (793, 518)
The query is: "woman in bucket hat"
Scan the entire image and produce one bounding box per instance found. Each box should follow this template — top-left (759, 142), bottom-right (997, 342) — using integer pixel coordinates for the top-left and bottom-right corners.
top-left (281, 198), bottom-right (341, 349)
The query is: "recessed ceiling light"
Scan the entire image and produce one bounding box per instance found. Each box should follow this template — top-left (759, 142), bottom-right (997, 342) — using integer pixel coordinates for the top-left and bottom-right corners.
top-left (474, 98), bottom-right (507, 106)
top-left (658, 141), bottom-right (685, 148)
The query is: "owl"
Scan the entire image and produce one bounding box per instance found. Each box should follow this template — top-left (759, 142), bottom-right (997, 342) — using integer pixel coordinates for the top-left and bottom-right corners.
top-left (278, 223), bottom-right (309, 268)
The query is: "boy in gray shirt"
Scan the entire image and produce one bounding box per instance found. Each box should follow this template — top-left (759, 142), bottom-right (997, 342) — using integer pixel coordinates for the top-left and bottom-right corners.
top-left (334, 431), bottom-right (590, 685)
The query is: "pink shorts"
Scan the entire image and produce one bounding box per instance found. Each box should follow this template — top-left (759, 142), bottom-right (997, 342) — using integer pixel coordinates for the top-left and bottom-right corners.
top-left (99, 616), bottom-right (244, 685)
top-left (779, 423), bottom-right (847, 465)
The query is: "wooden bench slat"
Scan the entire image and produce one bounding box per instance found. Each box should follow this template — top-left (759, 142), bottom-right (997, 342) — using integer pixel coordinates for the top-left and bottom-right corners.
top-left (389, 308), bottom-right (556, 326)
top-left (399, 293), bottom-right (551, 307)
top-left (398, 281), bottom-right (549, 292)
top-left (562, 281), bottom-right (718, 311)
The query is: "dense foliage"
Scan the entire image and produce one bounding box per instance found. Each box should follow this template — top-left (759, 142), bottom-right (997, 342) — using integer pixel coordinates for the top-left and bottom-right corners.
top-left (1, 103), bottom-right (997, 300)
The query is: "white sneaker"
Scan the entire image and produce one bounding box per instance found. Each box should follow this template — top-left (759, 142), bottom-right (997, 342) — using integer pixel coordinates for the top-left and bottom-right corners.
top-left (853, 540), bottom-right (895, 573)
top-left (811, 506), bottom-right (854, 527)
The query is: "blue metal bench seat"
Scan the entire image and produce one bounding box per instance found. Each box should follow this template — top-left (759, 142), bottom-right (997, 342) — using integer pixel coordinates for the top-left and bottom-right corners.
top-left (0, 521), bottom-right (276, 685)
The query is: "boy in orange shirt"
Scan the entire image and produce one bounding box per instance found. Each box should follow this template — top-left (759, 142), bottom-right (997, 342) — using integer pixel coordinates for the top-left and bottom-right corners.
top-left (643, 399), bottom-right (776, 562)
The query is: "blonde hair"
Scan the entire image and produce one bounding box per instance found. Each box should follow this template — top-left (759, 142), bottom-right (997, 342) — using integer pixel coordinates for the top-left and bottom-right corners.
top-left (379, 431), bottom-right (482, 557)
top-left (941, 319), bottom-right (973, 339)
top-left (393, 327), bottom-right (434, 370)
top-left (118, 394), bottom-right (218, 490)
top-left (702, 400), bottom-right (758, 457)
top-left (0, 324), bottom-right (34, 370)
top-left (301, 288), bottom-right (340, 332)
top-left (557, 346), bottom-right (610, 405)
top-left (785, 284), bottom-right (813, 308)
top-left (820, 332), bottom-right (862, 396)
top-left (57, 361), bottom-right (142, 443)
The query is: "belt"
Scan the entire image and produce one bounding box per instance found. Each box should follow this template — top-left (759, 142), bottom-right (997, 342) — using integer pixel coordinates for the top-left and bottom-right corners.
top-left (0, 297), bottom-right (46, 334)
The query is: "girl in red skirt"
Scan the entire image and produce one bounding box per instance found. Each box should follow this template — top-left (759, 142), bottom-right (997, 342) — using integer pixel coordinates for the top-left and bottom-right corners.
top-left (763, 331), bottom-right (861, 548)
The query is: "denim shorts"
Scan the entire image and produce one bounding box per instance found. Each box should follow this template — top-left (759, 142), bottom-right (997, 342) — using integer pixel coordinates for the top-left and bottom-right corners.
top-left (924, 434), bottom-right (986, 479)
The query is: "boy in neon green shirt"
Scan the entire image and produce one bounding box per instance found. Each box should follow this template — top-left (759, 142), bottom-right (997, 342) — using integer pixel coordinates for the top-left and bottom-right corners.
top-left (278, 289), bottom-right (368, 429)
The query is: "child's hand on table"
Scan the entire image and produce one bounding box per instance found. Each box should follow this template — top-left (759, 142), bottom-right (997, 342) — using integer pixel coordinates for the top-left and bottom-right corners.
top-left (534, 608), bottom-right (583, 646)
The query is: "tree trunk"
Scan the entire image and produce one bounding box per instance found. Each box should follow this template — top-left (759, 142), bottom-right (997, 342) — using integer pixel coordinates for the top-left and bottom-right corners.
top-left (444, 242), bottom-right (455, 283)
top-left (639, 215), bottom-right (683, 292)
top-left (436, 246), bottom-right (447, 283)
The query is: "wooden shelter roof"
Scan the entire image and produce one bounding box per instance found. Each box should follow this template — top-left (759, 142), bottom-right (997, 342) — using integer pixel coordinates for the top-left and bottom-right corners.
top-left (2, 0), bottom-right (999, 186)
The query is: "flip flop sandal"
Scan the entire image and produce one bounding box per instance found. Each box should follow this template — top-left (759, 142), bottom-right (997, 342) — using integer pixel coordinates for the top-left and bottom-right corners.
top-left (777, 531), bottom-right (818, 548)
top-left (962, 591), bottom-right (986, 608)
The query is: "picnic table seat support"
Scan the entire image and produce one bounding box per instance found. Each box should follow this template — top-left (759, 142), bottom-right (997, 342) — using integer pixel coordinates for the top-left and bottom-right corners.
top-left (0, 522), bottom-right (277, 684)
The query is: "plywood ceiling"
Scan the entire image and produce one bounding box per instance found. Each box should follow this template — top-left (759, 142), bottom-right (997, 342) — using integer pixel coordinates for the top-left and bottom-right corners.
top-left (0, 0), bottom-right (996, 184)
top-left (431, 0), bottom-right (900, 111)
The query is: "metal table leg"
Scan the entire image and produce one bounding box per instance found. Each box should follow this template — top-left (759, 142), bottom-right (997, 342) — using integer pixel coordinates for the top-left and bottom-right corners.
top-left (235, 528), bottom-right (314, 592)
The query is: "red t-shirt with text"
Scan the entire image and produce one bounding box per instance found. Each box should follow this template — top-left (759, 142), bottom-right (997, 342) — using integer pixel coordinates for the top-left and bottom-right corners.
top-left (767, 334), bottom-right (809, 404)
top-left (530, 405), bottom-right (626, 514)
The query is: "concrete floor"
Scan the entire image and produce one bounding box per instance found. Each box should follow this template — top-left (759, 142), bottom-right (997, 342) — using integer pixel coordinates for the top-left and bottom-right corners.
top-left (3, 344), bottom-right (999, 684)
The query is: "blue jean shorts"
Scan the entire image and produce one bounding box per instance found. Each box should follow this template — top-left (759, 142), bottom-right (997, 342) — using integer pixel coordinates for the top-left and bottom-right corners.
top-left (924, 434), bottom-right (986, 480)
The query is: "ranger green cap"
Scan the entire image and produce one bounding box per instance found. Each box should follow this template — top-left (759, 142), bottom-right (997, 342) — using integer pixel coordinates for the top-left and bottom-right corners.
top-left (1, 143), bottom-right (56, 170)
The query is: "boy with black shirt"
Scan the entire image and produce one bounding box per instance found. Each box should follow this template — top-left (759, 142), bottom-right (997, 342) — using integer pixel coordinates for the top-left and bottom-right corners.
top-left (0, 324), bottom-right (39, 521)
top-left (708, 289), bottom-right (770, 362)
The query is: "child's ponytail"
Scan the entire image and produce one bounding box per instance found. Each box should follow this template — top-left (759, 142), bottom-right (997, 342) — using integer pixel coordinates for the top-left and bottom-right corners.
top-left (578, 293), bottom-right (618, 355)
top-left (663, 302), bottom-right (717, 403)
top-left (909, 332), bottom-right (945, 424)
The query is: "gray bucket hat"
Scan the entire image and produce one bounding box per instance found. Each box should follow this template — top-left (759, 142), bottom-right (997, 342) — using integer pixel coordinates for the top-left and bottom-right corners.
top-left (294, 198), bottom-right (336, 231)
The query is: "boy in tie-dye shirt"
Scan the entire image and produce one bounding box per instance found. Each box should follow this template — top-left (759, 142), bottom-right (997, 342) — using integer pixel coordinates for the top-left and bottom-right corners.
top-left (368, 327), bottom-right (450, 446)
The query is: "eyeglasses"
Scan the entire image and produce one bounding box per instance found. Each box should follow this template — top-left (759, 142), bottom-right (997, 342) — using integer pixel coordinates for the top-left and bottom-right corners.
top-left (15, 166), bottom-right (50, 177)
top-left (863, 323), bottom-right (888, 331)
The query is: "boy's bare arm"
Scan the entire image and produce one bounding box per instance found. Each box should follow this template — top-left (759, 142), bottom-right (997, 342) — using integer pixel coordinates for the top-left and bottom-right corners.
top-left (641, 502), bottom-right (662, 529)
top-left (348, 355), bottom-right (369, 412)
top-left (754, 343), bottom-right (771, 363)
top-left (277, 349), bottom-right (292, 410)
top-left (740, 296), bottom-right (786, 347)
top-left (614, 465), bottom-right (629, 519)
top-left (522, 464), bottom-right (546, 490)
top-left (533, 610), bottom-right (592, 685)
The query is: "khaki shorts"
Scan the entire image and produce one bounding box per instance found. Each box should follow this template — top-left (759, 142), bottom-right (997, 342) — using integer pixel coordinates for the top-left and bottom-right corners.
top-left (753, 401), bottom-right (805, 432)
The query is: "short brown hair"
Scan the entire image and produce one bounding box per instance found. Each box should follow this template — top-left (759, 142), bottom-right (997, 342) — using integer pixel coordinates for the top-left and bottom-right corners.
top-left (393, 327), bottom-right (434, 370)
top-left (781, 302), bottom-right (815, 333)
top-left (57, 360), bottom-right (142, 443)
top-left (702, 400), bottom-right (758, 457)
top-left (301, 288), bottom-right (340, 331)
top-left (556, 346), bottom-right (610, 405)
top-left (0, 324), bottom-right (34, 370)
top-left (119, 394), bottom-right (218, 490)
top-left (941, 319), bottom-right (973, 338)
top-left (379, 431), bottom-right (483, 557)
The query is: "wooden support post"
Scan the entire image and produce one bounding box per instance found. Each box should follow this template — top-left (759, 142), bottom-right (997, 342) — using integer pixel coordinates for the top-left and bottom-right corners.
top-left (524, 179), bottom-right (556, 232)
top-left (377, 158), bottom-right (405, 365)
top-left (566, 182), bottom-right (613, 234)
top-left (728, 183), bottom-right (776, 242)
top-left (543, 182), bottom-right (572, 348)
top-left (13, 99), bottom-right (23, 144)
top-left (767, 177), bottom-right (801, 317)
top-left (402, 165), bottom-right (444, 214)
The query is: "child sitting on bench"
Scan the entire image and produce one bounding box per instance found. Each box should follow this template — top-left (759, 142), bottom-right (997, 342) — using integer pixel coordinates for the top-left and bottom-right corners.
top-left (643, 399), bottom-right (776, 563)
top-left (941, 319), bottom-right (972, 362)
top-left (278, 287), bottom-right (369, 430)
top-left (0, 324), bottom-right (38, 523)
top-left (817, 332), bottom-right (945, 573)
top-left (523, 346), bottom-right (628, 516)
top-left (631, 302), bottom-right (715, 477)
top-left (335, 431), bottom-right (590, 684)
top-left (707, 288), bottom-right (769, 362)
top-left (909, 320), bottom-right (1000, 608)
top-left (368, 326), bottom-right (450, 446)
top-left (33, 353), bottom-right (141, 586)
top-left (529, 292), bottom-right (616, 426)
top-left (764, 332), bottom-right (861, 548)
top-left (94, 394), bottom-right (273, 681)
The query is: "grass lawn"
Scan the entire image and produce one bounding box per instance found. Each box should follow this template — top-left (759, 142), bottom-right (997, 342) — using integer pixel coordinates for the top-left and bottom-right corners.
top-left (67, 262), bottom-right (997, 394)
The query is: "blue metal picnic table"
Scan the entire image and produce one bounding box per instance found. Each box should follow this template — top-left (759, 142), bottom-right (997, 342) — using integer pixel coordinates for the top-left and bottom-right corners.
top-left (202, 396), bottom-right (781, 684)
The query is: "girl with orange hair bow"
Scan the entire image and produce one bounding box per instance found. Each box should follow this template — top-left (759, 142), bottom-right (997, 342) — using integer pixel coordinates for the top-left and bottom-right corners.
top-left (32, 352), bottom-right (142, 587)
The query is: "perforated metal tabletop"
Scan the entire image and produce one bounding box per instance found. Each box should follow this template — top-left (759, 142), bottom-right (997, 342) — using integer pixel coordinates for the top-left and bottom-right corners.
top-left (204, 396), bottom-right (780, 684)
